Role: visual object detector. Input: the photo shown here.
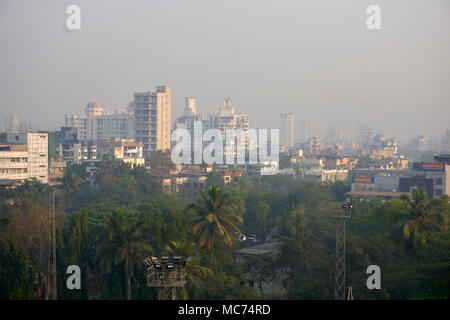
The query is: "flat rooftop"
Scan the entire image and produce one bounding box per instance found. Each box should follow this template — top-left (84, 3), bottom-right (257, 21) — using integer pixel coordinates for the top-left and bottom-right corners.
top-left (346, 191), bottom-right (409, 198)
top-left (236, 242), bottom-right (281, 256)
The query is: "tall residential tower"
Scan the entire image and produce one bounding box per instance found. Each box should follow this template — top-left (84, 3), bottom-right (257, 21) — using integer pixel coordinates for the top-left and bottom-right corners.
top-left (133, 86), bottom-right (172, 157)
top-left (280, 112), bottom-right (294, 148)
top-left (301, 120), bottom-right (312, 143)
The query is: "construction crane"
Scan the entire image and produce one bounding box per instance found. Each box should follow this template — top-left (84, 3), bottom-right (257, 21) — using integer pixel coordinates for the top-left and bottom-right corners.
top-left (332, 201), bottom-right (352, 300)
top-left (144, 256), bottom-right (191, 300)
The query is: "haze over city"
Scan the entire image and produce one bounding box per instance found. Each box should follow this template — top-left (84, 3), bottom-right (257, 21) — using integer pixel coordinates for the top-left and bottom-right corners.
top-left (1, 0), bottom-right (450, 306)
top-left (1, 0), bottom-right (449, 141)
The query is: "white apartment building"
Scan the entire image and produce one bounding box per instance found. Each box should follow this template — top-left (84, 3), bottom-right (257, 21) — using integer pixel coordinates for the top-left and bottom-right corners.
top-left (175, 97), bottom-right (249, 134)
top-left (113, 140), bottom-right (145, 168)
top-left (65, 100), bottom-right (134, 142)
top-left (208, 97), bottom-right (249, 134)
top-left (0, 132), bottom-right (48, 183)
top-left (174, 97), bottom-right (250, 160)
top-left (173, 97), bottom-right (205, 137)
top-left (133, 86), bottom-right (172, 157)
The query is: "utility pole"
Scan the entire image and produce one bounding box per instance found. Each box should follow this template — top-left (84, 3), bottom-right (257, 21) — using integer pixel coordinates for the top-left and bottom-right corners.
top-left (47, 188), bottom-right (57, 300)
top-left (333, 202), bottom-right (351, 300)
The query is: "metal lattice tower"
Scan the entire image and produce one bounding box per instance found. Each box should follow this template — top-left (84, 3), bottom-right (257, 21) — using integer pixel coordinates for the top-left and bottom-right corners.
top-left (158, 287), bottom-right (177, 300)
top-left (144, 256), bottom-right (191, 300)
top-left (333, 203), bottom-right (351, 300)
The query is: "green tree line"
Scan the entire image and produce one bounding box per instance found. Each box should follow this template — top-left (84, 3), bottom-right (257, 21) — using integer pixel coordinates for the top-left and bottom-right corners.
top-left (0, 159), bottom-right (448, 299)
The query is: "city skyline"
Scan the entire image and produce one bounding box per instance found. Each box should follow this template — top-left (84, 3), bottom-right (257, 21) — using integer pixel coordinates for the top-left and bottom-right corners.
top-left (2, 98), bottom-right (449, 146)
top-left (1, 0), bottom-right (449, 305)
top-left (1, 0), bottom-right (449, 141)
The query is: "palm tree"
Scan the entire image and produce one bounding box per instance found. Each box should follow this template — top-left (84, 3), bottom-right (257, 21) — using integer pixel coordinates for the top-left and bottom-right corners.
top-left (280, 207), bottom-right (314, 272)
top-left (97, 209), bottom-right (152, 300)
top-left (164, 240), bottom-right (211, 299)
top-left (186, 185), bottom-right (242, 268)
top-left (400, 188), bottom-right (446, 246)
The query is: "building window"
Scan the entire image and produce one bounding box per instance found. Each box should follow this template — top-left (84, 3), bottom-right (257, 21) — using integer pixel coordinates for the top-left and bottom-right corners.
top-left (436, 189), bottom-right (443, 197)
top-left (435, 178), bottom-right (443, 185)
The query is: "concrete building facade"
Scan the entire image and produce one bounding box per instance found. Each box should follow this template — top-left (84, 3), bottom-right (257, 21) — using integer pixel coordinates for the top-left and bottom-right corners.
top-left (350, 160), bottom-right (449, 199)
top-left (113, 140), bottom-right (145, 168)
top-left (0, 132), bottom-right (49, 184)
top-left (133, 86), bottom-right (172, 157)
top-left (65, 100), bottom-right (134, 142)
top-left (173, 97), bottom-right (250, 162)
top-left (280, 112), bottom-right (294, 148)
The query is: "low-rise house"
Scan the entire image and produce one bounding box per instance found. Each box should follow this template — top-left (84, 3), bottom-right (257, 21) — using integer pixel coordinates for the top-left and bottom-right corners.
top-left (234, 242), bottom-right (288, 299)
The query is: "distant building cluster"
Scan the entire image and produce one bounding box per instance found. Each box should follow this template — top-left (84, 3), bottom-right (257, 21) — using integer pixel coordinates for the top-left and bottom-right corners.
top-left (174, 96), bottom-right (249, 144)
top-left (65, 100), bottom-right (134, 142)
top-left (1, 85), bottom-right (450, 201)
top-left (349, 157), bottom-right (450, 200)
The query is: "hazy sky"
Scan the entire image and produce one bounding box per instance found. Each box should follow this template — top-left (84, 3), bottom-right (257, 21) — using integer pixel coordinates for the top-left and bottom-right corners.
top-left (0, 0), bottom-right (449, 141)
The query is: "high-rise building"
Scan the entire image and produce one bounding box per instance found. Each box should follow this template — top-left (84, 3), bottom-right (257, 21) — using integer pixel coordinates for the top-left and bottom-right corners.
top-left (211, 97), bottom-right (249, 134)
top-left (446, 130), bottom-right (450, 153)
top-left (174, 96), bottom-right (249, 137)
top-left (173, 97), bottom-right (250, 162)
top-left (413, 134), bottom-right (444, 154)
top-left (326, 127), bottom-right (343, 143)
top-left (280, 112), bottom-right (294, 148)
top-left (173, 97), bottom-right (204, 135)
top-left (301, 120), bottom-right (312, 143)
top-left (184, 97), bottom-right (197, 116)
top-left (65, 100), bottom-right (134, 142)
top-left (4, 115), bottom-right (19, 133)
top-left (133, 86), bottom-right (172, 157)
top-left (4, 115), bottom-right (35, 133)
top-left (0, 132), bottom-right (48, 183)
